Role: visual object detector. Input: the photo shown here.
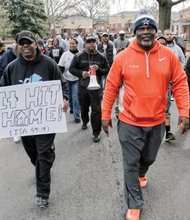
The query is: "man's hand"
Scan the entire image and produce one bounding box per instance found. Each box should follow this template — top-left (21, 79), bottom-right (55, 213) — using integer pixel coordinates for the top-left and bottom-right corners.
top-left (82, 71), bottom-right (90, 79)
top-left (102, 120), bottom-right (113, 136)
top-left (177, 116), bottom-right (189, 134)
top-left (92, 65), bottom-right (99, 71)
top-left (63, 99), bottom-right (69, 112)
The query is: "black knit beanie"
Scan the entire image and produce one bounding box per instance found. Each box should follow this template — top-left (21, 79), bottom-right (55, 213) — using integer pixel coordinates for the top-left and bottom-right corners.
top-left (133, 11), bottom-right (157, 34)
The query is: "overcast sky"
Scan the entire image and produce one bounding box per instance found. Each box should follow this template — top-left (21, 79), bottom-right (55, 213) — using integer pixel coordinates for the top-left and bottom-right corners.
top-left (110, 0), bottom-right (189, 15)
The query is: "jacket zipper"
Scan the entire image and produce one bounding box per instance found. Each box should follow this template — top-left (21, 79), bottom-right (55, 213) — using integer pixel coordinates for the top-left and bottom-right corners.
top-left (145, 52), bottom-right (150, 78)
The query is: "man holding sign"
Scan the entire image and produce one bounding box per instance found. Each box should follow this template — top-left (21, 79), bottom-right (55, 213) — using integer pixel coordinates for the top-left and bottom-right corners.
top-left (0, 30), bottom-right (68, 208)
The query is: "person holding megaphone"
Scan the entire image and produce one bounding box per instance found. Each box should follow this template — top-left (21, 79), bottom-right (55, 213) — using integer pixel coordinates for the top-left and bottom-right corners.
top-left (69, 35), bottom-right (109, 143)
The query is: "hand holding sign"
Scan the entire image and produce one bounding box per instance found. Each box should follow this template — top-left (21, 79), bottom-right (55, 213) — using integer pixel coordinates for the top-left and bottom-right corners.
top-left (63, 99), bottom-right (69, 112)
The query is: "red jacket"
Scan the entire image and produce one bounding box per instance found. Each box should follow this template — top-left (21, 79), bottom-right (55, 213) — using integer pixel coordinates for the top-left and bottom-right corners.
top-left (102, 39), bottom-right (189, 127)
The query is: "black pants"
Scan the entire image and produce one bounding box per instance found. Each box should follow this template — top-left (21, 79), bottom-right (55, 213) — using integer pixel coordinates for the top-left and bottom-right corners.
top-left (78, 85), bottom-right (102, 135)
top-left (21, 134), bottom-right (55, 199)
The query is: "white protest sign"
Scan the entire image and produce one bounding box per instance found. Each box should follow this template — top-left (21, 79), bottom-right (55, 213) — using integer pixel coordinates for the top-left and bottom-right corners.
top-left (0, 80), bottom-right (67, 137)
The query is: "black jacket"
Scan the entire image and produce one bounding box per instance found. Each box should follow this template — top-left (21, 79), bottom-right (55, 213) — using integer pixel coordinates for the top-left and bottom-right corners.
top-left (0, 47), bottom-right (17, 78)
top-left (69, 50), bottom-right (109, 88)
top-left (0, 49), bottom-right (68, 100)
top-left (97, 42), bottom-right (114, 67)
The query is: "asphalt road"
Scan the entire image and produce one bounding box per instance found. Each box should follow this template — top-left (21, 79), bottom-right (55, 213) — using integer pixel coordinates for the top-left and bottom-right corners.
top-left (0, 101), bottom-right (190, 220)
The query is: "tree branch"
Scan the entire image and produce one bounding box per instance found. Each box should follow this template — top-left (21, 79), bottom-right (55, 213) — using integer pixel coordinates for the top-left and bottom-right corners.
top-left (172, 0), bottom-right (186, 6)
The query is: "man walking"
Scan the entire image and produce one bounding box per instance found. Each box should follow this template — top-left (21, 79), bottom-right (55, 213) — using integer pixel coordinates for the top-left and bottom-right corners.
top-left (0, 30), bottom-right (68, 208)
top-left (102, 13), bottom-right (189, 220)
top-left (70, 35), bottom-right (109, 142)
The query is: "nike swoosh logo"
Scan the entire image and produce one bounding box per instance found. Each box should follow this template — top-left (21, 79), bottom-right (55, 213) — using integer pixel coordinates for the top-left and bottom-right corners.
top-left (159, 57), bottom-right (166, 61)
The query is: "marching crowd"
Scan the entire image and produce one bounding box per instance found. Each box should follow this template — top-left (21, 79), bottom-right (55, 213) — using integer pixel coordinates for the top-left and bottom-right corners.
top-left (0, 10), bottom-right (190, 220)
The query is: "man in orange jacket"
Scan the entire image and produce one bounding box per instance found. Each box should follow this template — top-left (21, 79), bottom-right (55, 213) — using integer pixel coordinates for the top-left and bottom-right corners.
top-left (102, 12), bottom-right (189, 220)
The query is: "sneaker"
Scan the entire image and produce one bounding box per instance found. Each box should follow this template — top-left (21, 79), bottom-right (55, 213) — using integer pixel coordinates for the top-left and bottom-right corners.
top-left (75, 118), bottom-right (81, 123)
top-left (14, 136), bottom-right (21, 143)
top-left (139, 176), bottom-right (147, 188)
top-left (165, 132), bottom-right (176, 141)
top-left (93, 134), bottom-right (100, 143)
top-left (37, 197), bottom-right (49, 208)
top-left (81, 123), bottom-right (87, 130)
top-left (126, 209), bottom-right (140, 220)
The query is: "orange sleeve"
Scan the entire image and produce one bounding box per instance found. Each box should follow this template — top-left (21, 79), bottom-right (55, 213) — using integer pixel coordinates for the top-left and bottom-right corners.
top-left (102, 53), bottom-right (124, 120)
top-left (171, 52), bottom-right (190, 117)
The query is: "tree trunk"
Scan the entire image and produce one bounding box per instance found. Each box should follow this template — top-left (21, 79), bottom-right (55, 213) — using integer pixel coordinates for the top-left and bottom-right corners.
top-left (157, 0), bottom-right (186, 32)
top-left (158, 3), bottom-right (172, 32)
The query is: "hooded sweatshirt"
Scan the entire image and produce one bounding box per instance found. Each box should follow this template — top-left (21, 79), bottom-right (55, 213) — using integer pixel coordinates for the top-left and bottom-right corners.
top-left (0, 49), bottom-right (68, 100)
top-left (102, 39), bottom-right (189, 127)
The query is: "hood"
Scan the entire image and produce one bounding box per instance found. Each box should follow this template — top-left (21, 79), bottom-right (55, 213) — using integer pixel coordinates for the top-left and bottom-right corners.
top-left (19, 48), bottom-right (43, 65)
top-left (129, 38), bottom-right (161, 54)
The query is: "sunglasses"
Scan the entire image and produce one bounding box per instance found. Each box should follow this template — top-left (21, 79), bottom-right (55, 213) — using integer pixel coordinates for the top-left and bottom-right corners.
top-left (19, 39), bottom-right (33, 46)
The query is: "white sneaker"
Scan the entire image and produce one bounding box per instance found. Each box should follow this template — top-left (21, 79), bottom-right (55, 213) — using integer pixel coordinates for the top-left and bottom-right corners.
top-left (14, 136), bottom-right (21, 143)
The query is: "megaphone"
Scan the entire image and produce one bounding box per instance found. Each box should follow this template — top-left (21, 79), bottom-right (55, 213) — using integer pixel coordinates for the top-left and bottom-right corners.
top-left (87, 66), bottom-right (100, 90)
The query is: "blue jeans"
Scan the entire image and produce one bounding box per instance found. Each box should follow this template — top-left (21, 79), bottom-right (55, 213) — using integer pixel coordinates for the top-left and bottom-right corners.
top-left (68, 80), bottom-right (80, 120)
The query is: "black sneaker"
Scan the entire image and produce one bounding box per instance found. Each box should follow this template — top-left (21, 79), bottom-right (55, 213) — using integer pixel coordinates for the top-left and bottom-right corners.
top-left (93, 134), bottom-right (100, 143)
top-left (165, 132), bottom-right (176, 141)
top-left (37, 197), bottom-right (49, 208)
top-left (81, 123), bottom-right (87, 130)
top-left (75, 118), bottom-right (81, 123)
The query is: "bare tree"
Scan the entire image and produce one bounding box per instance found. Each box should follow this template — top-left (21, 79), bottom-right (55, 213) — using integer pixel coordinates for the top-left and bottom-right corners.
top-left (43, 0), bottom-right (80, 29)
top-left (74, 0), bottom-right (111, 25)
top-left (156, 0), bottom-right (186, 31)
top-left (133, 0), bottom-right (188, 31)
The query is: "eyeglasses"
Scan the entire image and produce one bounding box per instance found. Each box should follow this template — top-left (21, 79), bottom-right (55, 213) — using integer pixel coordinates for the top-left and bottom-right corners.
top-left (19, 39), bottom-right (33, 46)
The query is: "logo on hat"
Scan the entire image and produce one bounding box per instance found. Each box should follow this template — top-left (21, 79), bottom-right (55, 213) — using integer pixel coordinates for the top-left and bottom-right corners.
top-left (142, 18), bottom-right (150, 25)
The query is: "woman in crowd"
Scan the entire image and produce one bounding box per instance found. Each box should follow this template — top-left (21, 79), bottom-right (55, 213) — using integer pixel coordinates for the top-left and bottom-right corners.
top-left (58, 38), bottom-right (81, 123)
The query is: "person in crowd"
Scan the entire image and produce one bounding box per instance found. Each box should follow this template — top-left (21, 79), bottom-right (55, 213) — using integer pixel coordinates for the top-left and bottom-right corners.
top-left (163, 29), bottom-right (186, 67)
top-left (36, 39), bottom-right (49, 55)
top-left (114, 30), bottom-right (129, 53)
top-left (58, 38), bottom-right (81, 123)
top-left (69, 35), bottom-right (109, 143)
top-left (0, 41), bottom-right (19, 79)
top-left (163, 29), bottom-right (186, 138)
top-left (156, 29), bottom-right (163, 38)
top-left (56, 34), bottom-right (68, 52)
top-left (0, 40), bottom-right (5, 60)
top-left (102, 12), bottom-right (189, 220)
top-left (0, 35), bottom-right (21, 143)
top-left (157, 36), bottom-right (176, 141)
top-left (43, 36), bottom-right (48, 48)
top-left (97, 32), bottom-right (116, 68)
top-left (73, 31), bottom-right (84, 51)
top-left (0, 30), bottom-right (68, 208)
top-left (49, 37), bottom-right (64, 63)
top-left (97, 32), bottom-right (115, 88)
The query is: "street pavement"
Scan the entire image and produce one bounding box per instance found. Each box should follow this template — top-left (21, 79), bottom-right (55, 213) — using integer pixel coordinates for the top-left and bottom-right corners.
top-left (0, 101), bottom-right (190, 220)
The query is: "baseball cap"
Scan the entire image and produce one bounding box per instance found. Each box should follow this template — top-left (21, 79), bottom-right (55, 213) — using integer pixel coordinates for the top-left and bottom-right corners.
top-left (85, 35), bottom-right (96, 43)
top-left (102, 32), bottom-right (109, 37)
top-left (17, 30), bottom-right (36, 43)
top-left (119, 30), bottom-right (125, 34)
